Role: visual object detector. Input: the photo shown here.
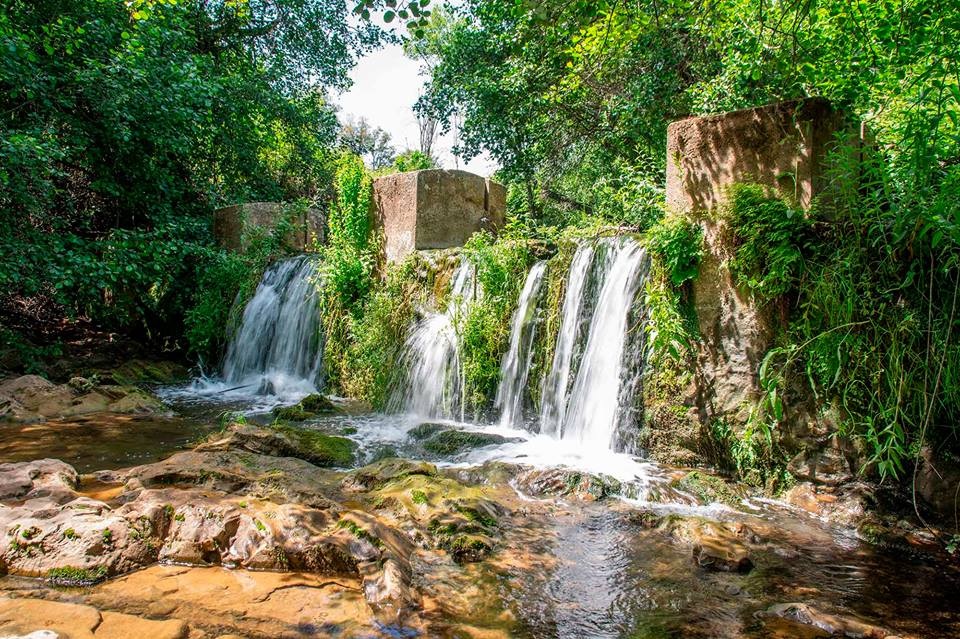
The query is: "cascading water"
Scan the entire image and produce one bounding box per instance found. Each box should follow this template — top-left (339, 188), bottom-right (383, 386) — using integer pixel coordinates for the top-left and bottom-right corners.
top-left (495, 261), bottom-right (548, 428)
top-left (389, 259), bottom-right (478, 419)
top-left (559, 238), bottom-right (650, 449)
top-left (191, 255), bottom-right (324, 402)
top-left (538, 244), bottom-right (596, 436)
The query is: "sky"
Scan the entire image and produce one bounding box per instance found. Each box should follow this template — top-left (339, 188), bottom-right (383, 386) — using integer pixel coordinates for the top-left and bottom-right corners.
top-left (333, 41), bottom-right (499, 176)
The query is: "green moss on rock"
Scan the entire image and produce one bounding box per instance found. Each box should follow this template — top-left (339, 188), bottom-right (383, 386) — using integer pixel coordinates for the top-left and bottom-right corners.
top-left (46, 565), bottom-right (108, 587)
top-left (421, 430), bottom-right (511, 456)
top-left (671, 471), bottom-right (744, 507)
top-left (268, 424), bottom-right (357, 467)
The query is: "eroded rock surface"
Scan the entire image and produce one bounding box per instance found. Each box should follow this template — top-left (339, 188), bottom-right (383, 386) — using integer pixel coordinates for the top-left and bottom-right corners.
top-left (0, 375), bottom-right (164, 423)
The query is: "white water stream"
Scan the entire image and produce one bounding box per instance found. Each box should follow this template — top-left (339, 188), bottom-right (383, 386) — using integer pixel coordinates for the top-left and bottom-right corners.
top-left (495, 261), bottom-right (548, 428)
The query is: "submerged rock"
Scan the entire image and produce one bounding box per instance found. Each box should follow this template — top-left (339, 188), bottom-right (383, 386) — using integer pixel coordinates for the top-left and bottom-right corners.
top-left (0, 597), bottom-right (188, 639)
top-left (760, 602), bottom-right (899, 638)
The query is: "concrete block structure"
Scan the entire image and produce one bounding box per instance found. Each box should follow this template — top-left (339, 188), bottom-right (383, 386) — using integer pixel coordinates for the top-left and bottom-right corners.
top-left (372, 169), bottom-right (506, 263)
top-left (666, 98), bottom-right (847, 212)
top-left (213, 202), bottom-right (324, 252)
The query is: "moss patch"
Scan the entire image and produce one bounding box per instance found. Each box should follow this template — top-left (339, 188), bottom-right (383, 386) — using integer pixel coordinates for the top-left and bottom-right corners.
top-left (671, 471), bottom-right (745, 507)
top-left (46, 565), bottom-right (108, 587)
top-left (268, 424), bottom-right (357, 467)
top-left (421, 430), bottom-right (511, 456)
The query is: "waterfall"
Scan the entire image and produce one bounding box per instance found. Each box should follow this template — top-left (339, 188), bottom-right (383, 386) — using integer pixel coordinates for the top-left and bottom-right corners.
top-left (220, 255), bottom-right (323, 398)
top-left (495, 261), bottom-right (548, 428)
top-left (559, 238), bottom-right (649, 449)
top-left (538, 244), bottom-right (596, 436)
top-left (389, 259), bottom-right (478, 419)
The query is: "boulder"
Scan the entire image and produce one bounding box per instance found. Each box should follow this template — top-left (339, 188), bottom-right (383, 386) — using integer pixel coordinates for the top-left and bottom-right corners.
top-left (760, 602), bottom-right (898, 638)
top-left (197, 422), bottom-right (356, 468)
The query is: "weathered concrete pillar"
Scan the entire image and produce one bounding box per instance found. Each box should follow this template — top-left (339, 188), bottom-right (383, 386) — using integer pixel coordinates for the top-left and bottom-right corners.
top-left (665, 99), bottom-right (850, 430)
top-left (666, 97), bottom-right (846, 212)
top-left (372, 170), bottom-right (506, 263)
top-left (213, 202), bottom-right (325, 252)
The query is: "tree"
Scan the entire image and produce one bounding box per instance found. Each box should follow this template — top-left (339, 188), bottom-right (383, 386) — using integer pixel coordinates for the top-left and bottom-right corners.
top-left (0, 0), bottom-right (382, 349)
top-left (339, 116), bottom-right (396, 169)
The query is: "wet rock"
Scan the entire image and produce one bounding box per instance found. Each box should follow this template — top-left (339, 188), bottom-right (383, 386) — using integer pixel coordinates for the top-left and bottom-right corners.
top-left (0, 597), bottom-right (187, 639)
top-left (420, 430), bottom-right (514, 456)
top-left (914, 446), bottom-right (960, 520)
top-left (343, 458), bottom-right (437, 492)
top-left (783, 481), bottom-right (872, 527)
top-left (103, 359), bottom-right (189, 386)
top-left (270, 393), bottom-right (339, 422)
top-left (85, 564), bottom-right (376, 638)
top-left (0, 459), bottom-right (78, 501)
top-left (0, 375), bottom-right (165, 423)
top-left (760, 602), bottom-right (897, 638)
top-left (670, 470), bottom-right (746, 507)
top-left (121, 450), bottom-right (342, 509)
top-left (513, 467), bottom-right (624, 500)
top-left (788, 442), bottom-right (853, 486)
top-left (197, 422), bottom-right (356, 467)
top-left (693, 537), bottom-right (753, 573)
top-left (427, 497), bottom-right (501, 563)
top-left (1, 453), bottom-right (421, 626)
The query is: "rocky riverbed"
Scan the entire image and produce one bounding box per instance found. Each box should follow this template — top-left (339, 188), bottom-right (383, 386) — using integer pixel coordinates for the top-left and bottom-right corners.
top-left (1, 377), bottom-right (959, 638)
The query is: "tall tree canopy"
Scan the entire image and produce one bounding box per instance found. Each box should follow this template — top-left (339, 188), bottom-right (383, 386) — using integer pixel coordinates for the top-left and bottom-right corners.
top-left (0, 0), bottom-right (381, 346)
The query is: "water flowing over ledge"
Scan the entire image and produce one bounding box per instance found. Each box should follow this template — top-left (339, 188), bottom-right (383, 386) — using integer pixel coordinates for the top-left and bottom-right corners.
top-left (160, 255), bottom-right (324, 408)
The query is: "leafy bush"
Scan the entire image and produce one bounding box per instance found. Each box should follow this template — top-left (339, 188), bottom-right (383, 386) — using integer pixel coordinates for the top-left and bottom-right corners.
top-left (322, 153), bottom-right (376, 314)
top-left (458, 231), bottom-right (534, 412)
top-left (645, 215), bottom-right (703, 286)
top-left (724, 184), bottom-right (810, 303)
top-left (389, 150), bottom-right (437, 173)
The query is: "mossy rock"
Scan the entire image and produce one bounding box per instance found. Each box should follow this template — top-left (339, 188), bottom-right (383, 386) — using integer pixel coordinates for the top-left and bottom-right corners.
top-left (272, 405), bottom-right (313, 421)
top-left (46, 565), bottom-right (108, 587)
top-left (671, 471), bottom-right (745, 507)
top-left (300, 393), bottom-right (336, 412)
top-left (107, 360), bottom-right (189, 386)
top-left (346, 458), bottom-right (437, 491)
top-left (407, 422), bottom-right (447, 440)
top-left (421, 430), bottom-right (512, 456)
top-left (268, 424), bottom-right (357, 467)
top-left (271, 394), bottom-right (338, 422)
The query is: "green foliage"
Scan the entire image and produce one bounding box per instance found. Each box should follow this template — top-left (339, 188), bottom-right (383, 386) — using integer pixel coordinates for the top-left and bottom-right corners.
top-left (710, 417), bottom-right (790, 491)
top-left (458, 231), bottom-right (533, 411)
top-left (323, 253), bottom-right (431, 407)
top-left (323, 153), bottom-right (376, 312)
top-left (724, 184), bottom-right (809, 303)
top-left (645, 216), bottom-right (703, 287)
top-left (0, 0), bottom-right (375, 353)
top-left (46, 565), bottom-right (108, 587)
top-left (390, 150), bottom-right (438, 173)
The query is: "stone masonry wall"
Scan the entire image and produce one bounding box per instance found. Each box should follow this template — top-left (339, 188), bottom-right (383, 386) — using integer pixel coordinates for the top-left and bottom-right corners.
top-left (665, 99), bottom-right (858, 484)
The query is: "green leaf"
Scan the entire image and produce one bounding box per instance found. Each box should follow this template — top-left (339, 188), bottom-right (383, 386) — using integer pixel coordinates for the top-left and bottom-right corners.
top-left (384, 10), bottom-right (395, 23)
